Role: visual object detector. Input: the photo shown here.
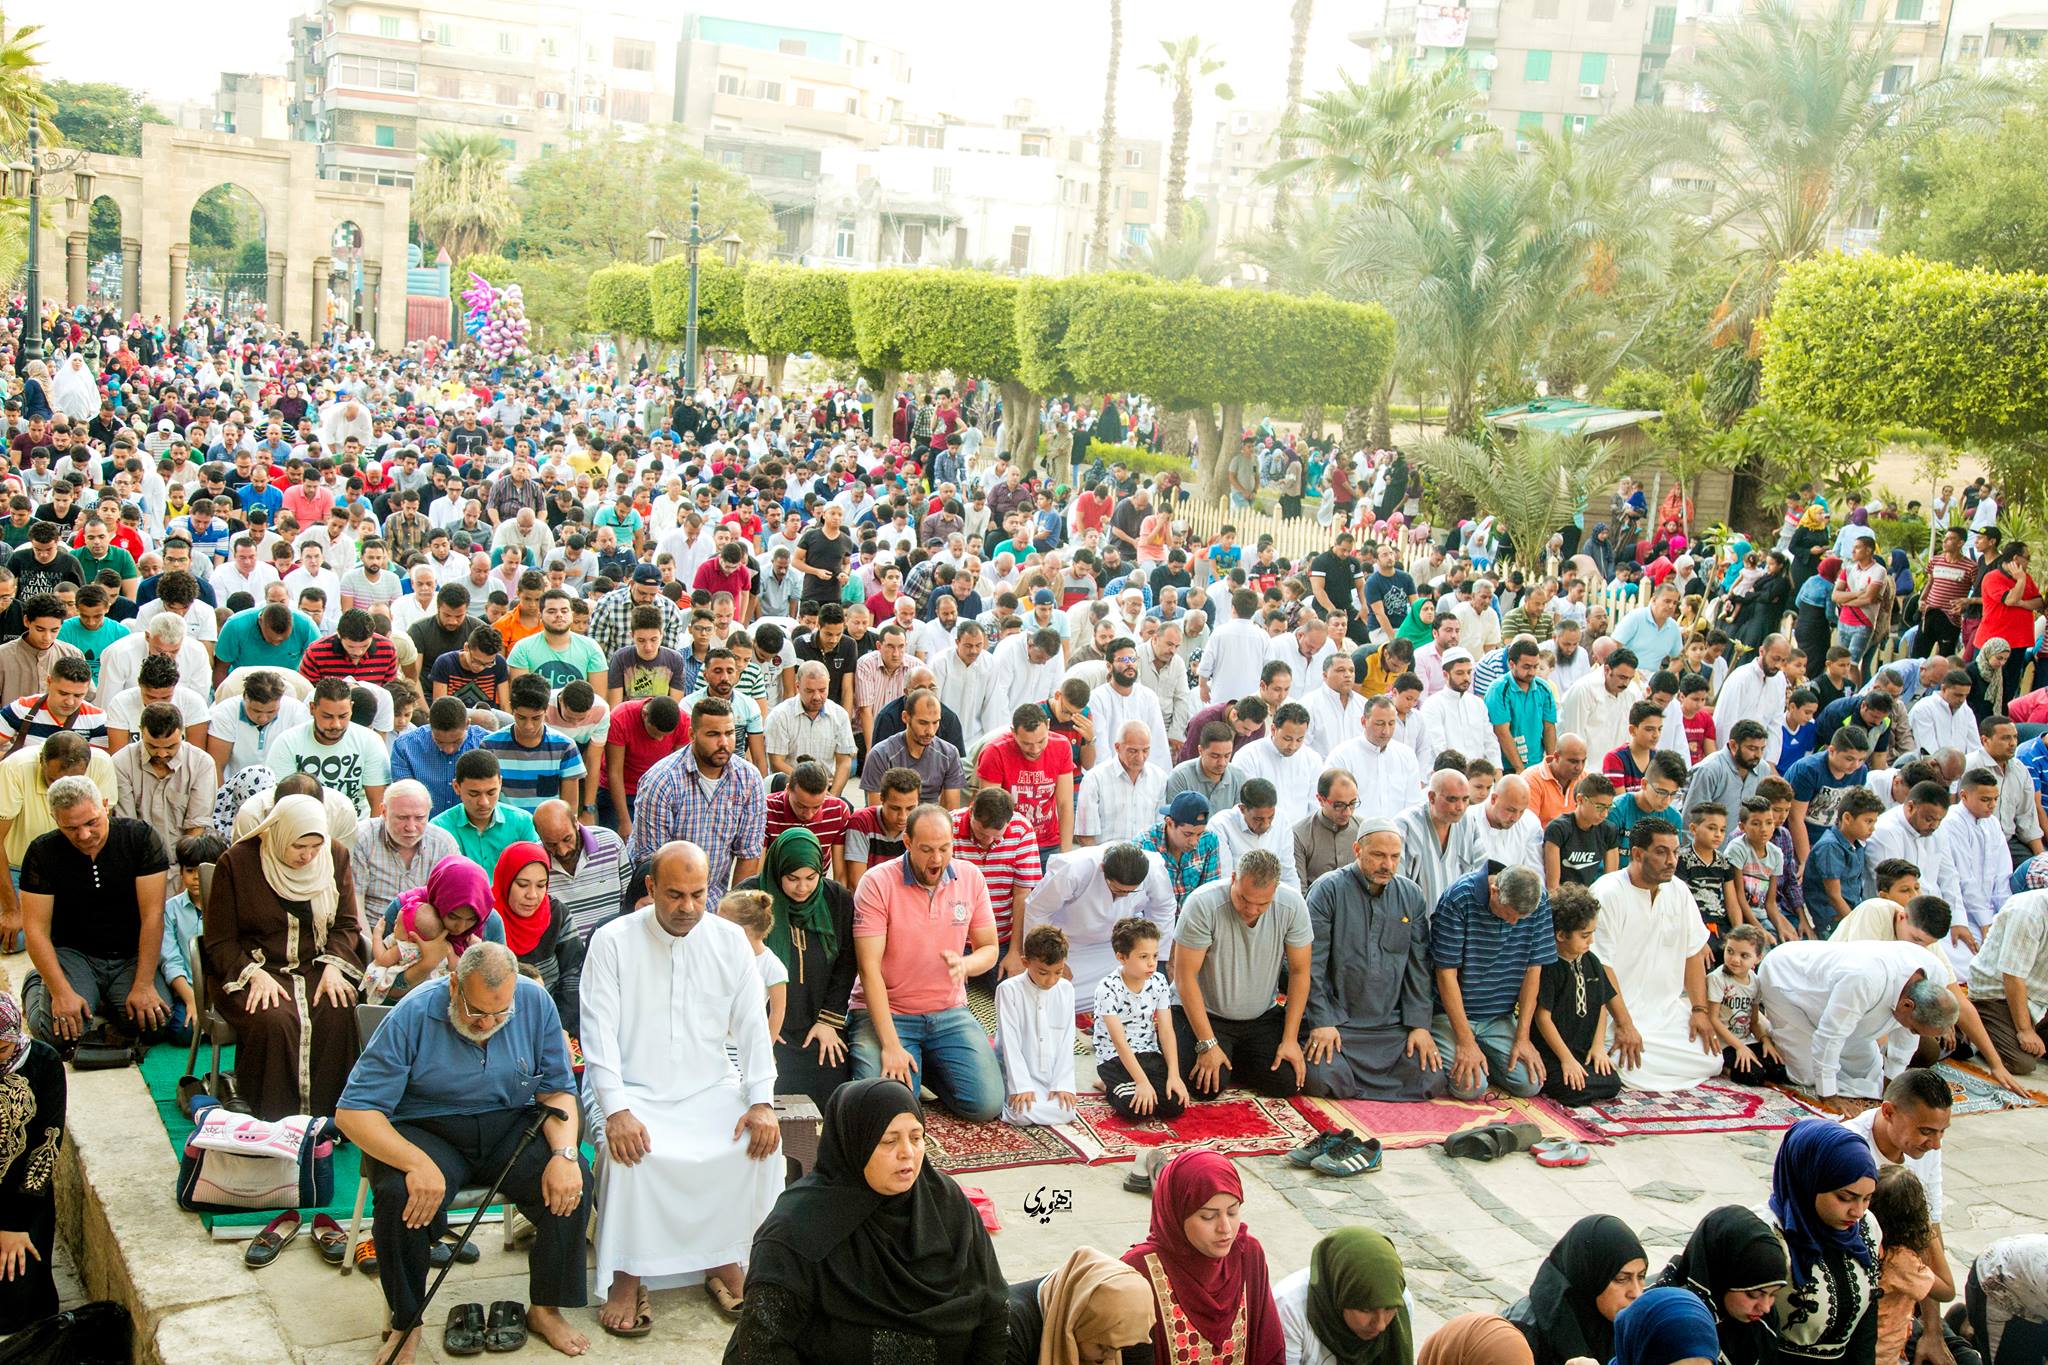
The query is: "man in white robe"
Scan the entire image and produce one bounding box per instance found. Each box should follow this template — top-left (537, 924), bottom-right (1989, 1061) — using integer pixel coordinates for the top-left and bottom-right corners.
top-left (1757, 939), bottom-right (1960, 1110)
top-left (1019, 842), bottom-right (1176, 1011)
top-left (581, 841), bottom-right (782, 1332)
top-left (1591, 818), bottom-right (1722, 1092)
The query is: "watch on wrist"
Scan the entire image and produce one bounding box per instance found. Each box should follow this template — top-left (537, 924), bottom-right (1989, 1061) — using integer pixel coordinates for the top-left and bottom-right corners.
top-left (551, 1146), bottom-right (579, 1164)
top-left (1193, 1037), bottom-right (1219, 1056)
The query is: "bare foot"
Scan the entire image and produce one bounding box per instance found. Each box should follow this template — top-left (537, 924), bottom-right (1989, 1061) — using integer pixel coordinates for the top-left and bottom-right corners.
top-left (708, 1262), bottom-right (745, 1299)
top-left (529, 1305), bottom-right (590, 1356)
top-left (597, 1273), bottom-right (643, 1334)
top-left (372, 1326), bottom-right (420, 1365)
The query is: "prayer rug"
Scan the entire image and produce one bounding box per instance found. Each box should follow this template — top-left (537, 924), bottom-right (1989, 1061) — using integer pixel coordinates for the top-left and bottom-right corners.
top-left (920, 1107), bottom-right (1086, 1175)
top-left (966, 979), bottom-right (1094, 1056)
top-left (1293, 1091), bottom-right (1608, 1151)
top-left (1576, 1080), bottom-right (1826, 1138)
top-left (1060, 1091), bottom-right (1325, 1164)
top-left (1930, 1060), bottom-right (2043, 1115)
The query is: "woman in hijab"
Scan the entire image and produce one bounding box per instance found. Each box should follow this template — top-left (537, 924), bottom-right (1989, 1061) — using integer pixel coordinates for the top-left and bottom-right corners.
top-left (1966, 1235), bottom-right (2048, 1365)
top-left (1657, 1205), bottom-right (1789, 1365)
top-left (1731, 553), bottom-right (1793, 659)
top-left (1760, 1119), bottom-right (1880, 1365)
top-left (492, 841), bottom-right (583, 1032)
top-left (1788, 507), bottom-right (1833, 595)
top-left (1275, 1227), bottom-right (1413, 1365)
top-left (1007, 1246), bottom-right (1153, 1365)
top-left (380, 855), bottom-right (505, 992)
top-left (1967, 639), bottom-right (2014, 723)
top-left (202, 794), bottom-right (364, 1120)
top-left (1793, 558), bottom-right (1843, 683)
top-left (0, 994), bottom-right (64, 1333)
top-left (726, 1078), bottom-right (1007, 1363)
top-left (738, 828), bottom-right (856, 1103)
top-left (1507, 1214), bottom-right (1648, 1365)
top-left (1417, 1316), bottom-right (1535, 1365)
top-left (1588, 525), bottom-right (1616, 580)
top-left (1611, 1288), bottom-right (1723, 1365)
top-left (48, 353), bottom-right (99, 422)
top-left (1121, 1148), bottom-right (1285, 1365)
top-left (16, 359), bottom-right (49, 422)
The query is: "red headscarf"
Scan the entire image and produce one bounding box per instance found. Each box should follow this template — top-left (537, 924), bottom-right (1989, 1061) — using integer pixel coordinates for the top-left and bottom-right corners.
top-left (1121, 1149), bottom-right (1285, 1365)
top-left (491, 842), bottom-right (554, 958)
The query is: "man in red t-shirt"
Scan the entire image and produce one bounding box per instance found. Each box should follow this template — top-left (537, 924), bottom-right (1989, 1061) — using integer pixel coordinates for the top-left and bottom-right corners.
top-left (973, 705), bottom-right (1076, 858)
top-left (764, 758), bottom-right (851, 883)
top-left (1072, 484), bottom-right (1114, 537)
top-left (602, 695), bottom-right (689, 837)
top-left (692, 541), bottom-right (755, 620)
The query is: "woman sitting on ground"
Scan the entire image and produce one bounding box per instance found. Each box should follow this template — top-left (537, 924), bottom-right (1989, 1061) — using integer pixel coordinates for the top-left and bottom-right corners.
top-left (1005, 1245), bottom-right (1153, 1365)
top-left (1275, 1227), bottom-right (1413, 1365)
top-left (1610, 1287), bottom-right (1724, 1365)
top-left (0, 994), bottom-right (65, 1333)
top-left (724, 1077), bottom-right (1007, 1363)
top-left (1760, 1118), bottom-right (1880, 1365)
top-left (1506, 1213), bottom-right (1647, 1365)
top-left (736, 827), bottom-right (856, 1104)
top-left (1416, 1315), bottom-right (1535, 1365)
top-left (1120, 1148), bottom-right (1285, 1365)
top-left (1963, 1235), bottom-right (2048, 1365)
top-left (1656, 1205), bottom-right (1790, 1365)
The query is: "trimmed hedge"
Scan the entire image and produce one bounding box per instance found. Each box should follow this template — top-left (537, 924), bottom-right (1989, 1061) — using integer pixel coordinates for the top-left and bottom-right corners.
top-left (648, 256), bottom-right (749, 349)
top-left (586, 263), bottom-right (654, 339)
top-left (847, 269), bottom-right (1022, 381)
top-left (742, 262), bottom-right (856, 360)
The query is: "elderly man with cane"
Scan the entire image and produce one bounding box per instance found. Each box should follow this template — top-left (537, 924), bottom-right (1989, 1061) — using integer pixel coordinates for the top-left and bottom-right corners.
top-left (336, 941), bottom-right (590, 1363)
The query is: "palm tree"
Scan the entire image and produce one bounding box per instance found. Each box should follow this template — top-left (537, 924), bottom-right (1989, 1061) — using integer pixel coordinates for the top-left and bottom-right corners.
top-left (1133, 200), bottom-right (1227, 284)
top-left (1238, 194), bottom-right (1345, 294)
top-left (1142, 36), bottom-right (1233, 238)
top-left (1270, 0), bottom-right (1316, 228)
top-left (0, 9), bottom-right (51, 145)
top-left (1407, 427), bottom-right (1634, 571)
top-left (1090, 0), bottom-right (1122, 269)
top-left (1259, 64), bottom-right (1490, 201)
top-left (1598, 0), bottom-right (2011, 368)
top-left (413, 131), bottom-right (518, 263)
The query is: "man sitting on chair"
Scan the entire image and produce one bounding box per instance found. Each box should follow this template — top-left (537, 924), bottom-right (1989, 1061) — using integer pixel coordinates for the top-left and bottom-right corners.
top-left (335, 941), bottom-right (591, 1364)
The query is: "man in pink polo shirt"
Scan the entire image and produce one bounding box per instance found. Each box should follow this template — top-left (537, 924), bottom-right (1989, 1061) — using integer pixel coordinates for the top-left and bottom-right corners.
top-left (849, 803), bottom-right (1004, 1120)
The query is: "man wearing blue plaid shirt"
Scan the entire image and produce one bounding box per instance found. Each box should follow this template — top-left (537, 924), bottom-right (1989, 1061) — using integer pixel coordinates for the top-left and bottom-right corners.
top-left (624, 697), bottom-right (764, 902)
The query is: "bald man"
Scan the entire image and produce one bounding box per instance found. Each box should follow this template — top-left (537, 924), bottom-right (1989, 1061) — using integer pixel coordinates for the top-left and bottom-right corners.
top-left (1526, 734), bottom-right (1589, 827)
top-left (1460, 773), bottom-right (1544, 874)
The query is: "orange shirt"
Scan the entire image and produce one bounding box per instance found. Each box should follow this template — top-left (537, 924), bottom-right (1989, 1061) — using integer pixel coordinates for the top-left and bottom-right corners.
top-left (492, 608), bottom-right (545, 650)
top-left (1526, 761), bottom-right (1579, 827)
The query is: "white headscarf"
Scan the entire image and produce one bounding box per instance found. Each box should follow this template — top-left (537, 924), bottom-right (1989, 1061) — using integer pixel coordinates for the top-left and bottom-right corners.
top-left (248, 793), bottom-right (340, 939)
top-left (49, 353), bottom-right (99, 421)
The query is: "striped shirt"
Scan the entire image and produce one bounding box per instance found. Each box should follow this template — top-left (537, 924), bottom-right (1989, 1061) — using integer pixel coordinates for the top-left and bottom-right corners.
top-left (0, 695), bottom-right (107, 750)
top-left (951, 808), bottom-right (1041, 941)
top-left (1429, 861), bottom-right (1558, 1020)
top-left (627, 745), bottom-right (766, 901)
top-left (765, 789), bottom-right (851, 853)
top-left (298, 635), bottom-right (400, 687)
top-left (478, 726), bottom-right (587, 810)
top-left (547, 823), bottom-right (629, 942)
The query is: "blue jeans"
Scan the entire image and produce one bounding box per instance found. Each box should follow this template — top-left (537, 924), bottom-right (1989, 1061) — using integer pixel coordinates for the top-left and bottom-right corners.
top-left (849, 1005), bottom-right (1005, 1122)
top-left (1430, 1011), bottom-right (1541, 1101)
top-left (1837, 623), bottom-right (1872, 666)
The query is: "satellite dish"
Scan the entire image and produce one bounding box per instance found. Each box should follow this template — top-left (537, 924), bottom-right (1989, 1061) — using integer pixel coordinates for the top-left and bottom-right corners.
top-left (1479, 52), bottom-right (1499, 69)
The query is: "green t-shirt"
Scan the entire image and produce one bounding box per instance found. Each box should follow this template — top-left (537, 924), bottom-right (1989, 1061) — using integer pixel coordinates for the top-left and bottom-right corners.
top-left (56, 616), bottom-right (130, 683)
top-left (74, 545), bottom-right (138, 584)
top-left (507, 632), bottom-right (607, 689)
top-left (215, 608), bottom-right (320, 671)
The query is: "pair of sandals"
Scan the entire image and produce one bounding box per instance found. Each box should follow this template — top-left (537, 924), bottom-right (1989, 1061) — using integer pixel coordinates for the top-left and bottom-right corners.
top-left (1288, 1130), bottom-right (1385, 1177)
top-left (444, 1301), bottom-right (526, 1356)
top-left (244, 1211), bottom-right (347, 1269)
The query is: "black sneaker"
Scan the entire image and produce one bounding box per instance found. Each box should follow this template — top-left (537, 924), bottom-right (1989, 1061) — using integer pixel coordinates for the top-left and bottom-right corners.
top-left (1288, 1130), bottom-right (1344, 1168)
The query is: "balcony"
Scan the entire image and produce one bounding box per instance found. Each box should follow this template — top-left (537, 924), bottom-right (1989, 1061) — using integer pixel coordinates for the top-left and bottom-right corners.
top-left (1353, 4), bottom-right (1499, 46)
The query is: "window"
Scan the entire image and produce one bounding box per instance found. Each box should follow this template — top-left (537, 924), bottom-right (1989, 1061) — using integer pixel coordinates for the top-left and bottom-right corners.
top-left (1895, 0), bottom-right (1923, 18)
top-left (1533, 0), bottom-right (1559, 18)
top-left (498, 137), bottom-right (515, 157)
top-left (834, 218), bottom-right (856, 257)
top-left (1068, 138), bottom-right (1083, 160)
top-left (1580, 52), bottom-right (1607, 85)
top-left (718, 148), bottom-right (743, 166)
top-left (718, 73), bottom-right (741, 95)
top-left (378, 15), bottom-right (399, 38)
top-left (496, 84), bottom-right (519, 106)
top-left (1959, 34), bottom-right (1982, 57)
top-left (581, 95), bottom-right (603, 113)
top-left (374, 124), bottom-right (397, 147)
top-left (902, 222), bottom-right (924, 262)
top-left (1022, 135), bottom-right (1049, 156)
top-left (1850, 201), bottom-right (1881, 230)
top-left (932, 167), bottom-right (951, 193)
top-left (845, 96), bottom-right (859, 113)
top-left (1009, 226), bottom-right (1031, 271)
top-left (761, 81), bottom-right (782, 101)
top-left (426, 74), bottom-right (461, 98)
top-left (954, 227), bottom-right (969, 263)
top-left (1125, 224), bottom-right (1148, 247)
top-left (1524, 49), bottom-right (1552, 81)
top-left (906, 125), bottom-right (943, 148)
top-left (1880, 62), bottom-right (1913, 93)
top-left (795, 87), bottom-right (815, 108)
top-left (329, 55), bottom-right (418, 93)
top-left (540, 90), bottom-right (561, 109)
top-left (434, 23), bottom-right (453, 45)
top-left (614, 38), bottom-right (654, 71)
top-left (612, 89), bottom-right (652, 122)
top-left (497, 31), bottom-right (514, 54)
top-left (1516, 111), bottom-right (1545, 144)
top-left (1650, 5), bottom-right (1678, 45)
top-left (1131, 189), bottom-right (1148, 209)
top-left (541, 37), bottom-right (557, 58)
top-left (1567, 113), bottom-right (1597, 133)
top-left (1124, 147), bottom-right (1143, 168)
top-left (1588, 0), bottom-right (1615, 18)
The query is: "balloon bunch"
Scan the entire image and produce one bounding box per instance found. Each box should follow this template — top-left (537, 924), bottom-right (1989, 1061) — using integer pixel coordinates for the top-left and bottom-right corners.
top-left (461, 272), bottom-right (531, 365)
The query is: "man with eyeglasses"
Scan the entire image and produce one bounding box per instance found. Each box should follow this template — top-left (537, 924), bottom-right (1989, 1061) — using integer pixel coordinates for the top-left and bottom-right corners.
top-left (1293, 770), bottom-right (1365, 891)
top-left (337, 941), bottom-right (591, 1362)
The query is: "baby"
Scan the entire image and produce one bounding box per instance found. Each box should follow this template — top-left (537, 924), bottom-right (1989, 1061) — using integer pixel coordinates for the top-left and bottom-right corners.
top-left (1727, 550), bottom-right (1767, 601)
top-left (366, 902), bottom-right (450, 1004)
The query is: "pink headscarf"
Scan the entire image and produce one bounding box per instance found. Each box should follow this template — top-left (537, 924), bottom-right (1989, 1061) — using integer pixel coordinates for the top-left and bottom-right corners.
top-left (397, 855), bottom-right (496, 952)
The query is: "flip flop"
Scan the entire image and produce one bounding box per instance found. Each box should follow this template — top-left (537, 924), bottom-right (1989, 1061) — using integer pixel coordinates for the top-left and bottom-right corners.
top-left (310, 1214), bottom-right (346, 1266)
top-left (600, 1284), bottom-right (654, 1339)
top-left (1533, 1141), bottom-right (1592, 1168)
top-left (483, 1301), bottom-right (528, 1353)
top-left (443, 1302), bottom-right (486, 1357)
top-left (1443, 1125), bottom-right (1514, 1161)
top-left (243, 1210), bottom-right (300, 1269)
top-left (705, 1277), bottom-right (744, 1320)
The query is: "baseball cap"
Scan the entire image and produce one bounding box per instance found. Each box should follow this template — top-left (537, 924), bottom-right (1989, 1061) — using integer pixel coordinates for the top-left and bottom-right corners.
top-left (1164, 792), bottom-right (1211, 827)
top-left (1031, 588), bottom-right (1055, 606)
top-left (631, 564), bottom-right (661, 585)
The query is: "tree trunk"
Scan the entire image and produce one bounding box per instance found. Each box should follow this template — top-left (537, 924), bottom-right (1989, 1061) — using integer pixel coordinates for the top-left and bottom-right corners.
top-left (870, 368), bottom-right (900, 444)
top-left (1165, 87), bottom-right (1193, 236)
top-left (1299, 404), bottom-right (1325, 441)
top-left (1272, 0), bottom-right (1314, 230)
top-left (1090, 0), bottom-right (1122, 270)
top-left (1342, 404), bottom-right (1372, 454)
top-left (1191, 404), bottom-right (1226, 500)
top-left (765, 352), bottom-right (787, 394)
top-left (1162, 411), bottom-right (1193, 459)
top-left (1001, 381), bottom-right (1043, 475)
top-left (1369, 380), bottom-right (1393, 451)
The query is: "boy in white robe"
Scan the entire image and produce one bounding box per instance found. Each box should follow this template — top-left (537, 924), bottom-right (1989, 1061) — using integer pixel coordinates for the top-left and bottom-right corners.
top-left (998, 925), bottom-right (1079, 1126)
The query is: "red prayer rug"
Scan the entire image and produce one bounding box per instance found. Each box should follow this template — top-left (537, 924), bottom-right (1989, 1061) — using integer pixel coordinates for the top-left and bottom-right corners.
top-left (921, 1107), bottom-right (1087, 1175)
top-left (1293, 1091), bottom-right (1607, 1150)
top-left (1061, 1091), bottom-right (1325, 1164)
top-left (1578, 1080), bottom-right (1826, 1138)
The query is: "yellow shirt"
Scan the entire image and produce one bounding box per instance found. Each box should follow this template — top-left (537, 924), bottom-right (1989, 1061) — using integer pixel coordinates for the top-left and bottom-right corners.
top-left (0, 746), bottom-right (120, 867)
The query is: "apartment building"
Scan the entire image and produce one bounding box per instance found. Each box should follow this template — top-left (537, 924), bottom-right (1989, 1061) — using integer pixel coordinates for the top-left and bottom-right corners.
top-left (1193, 107), bottom-right (1286, 241)
top-left (214, 73), bottom-right (293, 140)
top-left (674, 17), bottom-right (912, 150)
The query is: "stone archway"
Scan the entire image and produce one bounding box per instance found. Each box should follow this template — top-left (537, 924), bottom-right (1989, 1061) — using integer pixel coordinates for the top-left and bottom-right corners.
top-left (328, 220), bottom-right (365, 335)
top-left (185, 183), bottom-right (269, 323)
top-left (79, 194), bottom-right (135, 315)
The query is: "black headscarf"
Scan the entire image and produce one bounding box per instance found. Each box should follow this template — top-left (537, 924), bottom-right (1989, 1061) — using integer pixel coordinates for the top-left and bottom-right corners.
top-left (1658, 1206), bottom-right (1789, 1365)
top-left (749, 1078), bottom-right (1005, 1340)
top-left (1513, 1214), bottom-right (1645, 1365)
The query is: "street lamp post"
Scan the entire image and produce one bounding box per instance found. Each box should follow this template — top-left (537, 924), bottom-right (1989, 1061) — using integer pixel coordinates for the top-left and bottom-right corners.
top-left (682, 183), bottom-right (701, 393)
top-left (7, 109), bottom-right (92, 374)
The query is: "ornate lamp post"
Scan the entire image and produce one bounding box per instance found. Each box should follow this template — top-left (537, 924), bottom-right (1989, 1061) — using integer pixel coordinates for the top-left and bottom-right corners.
top-left (682, 183), bottom-right (702, 392)
top-left (7, 109), bottom-right (95, 373)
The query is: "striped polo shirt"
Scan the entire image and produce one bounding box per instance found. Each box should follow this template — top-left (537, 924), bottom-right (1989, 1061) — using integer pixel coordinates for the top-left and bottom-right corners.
top-left (547, 823), bottom-right (630, 942)
top-left (1429, 860), bottom-right (1558, 1020)
top-left (478, 726), bottom-right (588, 811)
top-left (950, 808), bottom-right (1042, 942)
top-left (0, 695), bottom-right (107, 750)
top-left (765, 789), bottom-right (850, 853)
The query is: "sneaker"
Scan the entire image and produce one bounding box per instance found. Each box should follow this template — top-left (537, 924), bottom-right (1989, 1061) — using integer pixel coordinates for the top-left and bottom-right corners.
top-left (1288, 1130), bottom-right (1344, 1169)
top-left (1311, 1133), bottom-right (1385, 1177)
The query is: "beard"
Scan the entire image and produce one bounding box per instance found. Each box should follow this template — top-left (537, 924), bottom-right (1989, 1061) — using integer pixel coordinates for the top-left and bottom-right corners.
top-left (447, 995), bottom-right (500, 1044)
top-left (1112, 666), bottom-right (1138, 688)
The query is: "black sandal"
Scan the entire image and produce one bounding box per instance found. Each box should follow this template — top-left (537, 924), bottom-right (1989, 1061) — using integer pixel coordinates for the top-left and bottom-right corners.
top-left (443, 1302), bottom-right (486, 1357)
top-left (484, 1301), bottom-right (527, 1353)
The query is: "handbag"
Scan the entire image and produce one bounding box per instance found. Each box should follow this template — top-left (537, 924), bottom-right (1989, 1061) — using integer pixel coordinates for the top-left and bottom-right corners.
top-left (176, 1110), bottom-right (335, 1214)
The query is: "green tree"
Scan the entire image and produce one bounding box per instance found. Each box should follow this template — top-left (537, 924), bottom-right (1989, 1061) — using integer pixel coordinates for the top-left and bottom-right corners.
top-left (586, 263), bottom-right (655, 360)
top-left (1259, 64), bottom-right (1489, 199)
top-left (0, 10), bottom-right (51, 145)
top-left (847, 269), bottom-right (1022, 444)
top-left (648, 255), bottom-right (750, 376)
top-left (742, 262), bottom-right (856, 392)
top-left (1141, 37), bottom-right (1233, 239)
top-left (45, 79), bottom-right (164, 155)
top-left (414, 131), bottom-right (517, 264)
top-left (1270, 0), bottom-right (1315, 228)
top-left (510, 127), bottom-right (774, 267)
top-left (1131, 199), bottom-right (1226, 284)
top-left (1878, 102), bottom-right (2048, 275)
top-left (1089, 0), bottom-right (1122, 269)
top-left (1406, 427), bottom-right (1633, 570)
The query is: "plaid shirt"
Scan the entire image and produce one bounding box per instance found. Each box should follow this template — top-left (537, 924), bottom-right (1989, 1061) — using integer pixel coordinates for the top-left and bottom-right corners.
top-left (383, 510), bottom-right (431, 562)
top-left (1139, 819), bottom-right (1220, 909)
top-left (626, 745), bottom-right (766, 901)
top-left (352, 820), bottom-right (460, 921)
top-left (588, 586), bottom-right (688, 657)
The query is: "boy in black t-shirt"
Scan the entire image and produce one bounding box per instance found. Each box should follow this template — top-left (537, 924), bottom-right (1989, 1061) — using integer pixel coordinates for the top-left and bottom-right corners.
top-left (1543, 772), bottom-right (1621, 889)
top-left (1676, 802), bottom-right (1741, 964)
top-left (1533, 884), bottom-right (1624, 1107)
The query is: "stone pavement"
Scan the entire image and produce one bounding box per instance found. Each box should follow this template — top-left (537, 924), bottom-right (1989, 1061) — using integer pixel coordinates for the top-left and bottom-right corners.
top-left (243, 1102), bottom-right (2048, 1362)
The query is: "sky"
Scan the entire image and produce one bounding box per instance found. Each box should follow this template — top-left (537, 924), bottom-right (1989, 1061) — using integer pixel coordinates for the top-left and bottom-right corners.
top-left (25, 0), bottom-right (1371, 138)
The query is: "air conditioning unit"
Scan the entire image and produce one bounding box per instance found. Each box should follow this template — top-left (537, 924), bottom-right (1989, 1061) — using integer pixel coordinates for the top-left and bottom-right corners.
top-left (1580, 82), bottom-right (1603, 97)
top-left (499, 113), bottom-right (519, 126)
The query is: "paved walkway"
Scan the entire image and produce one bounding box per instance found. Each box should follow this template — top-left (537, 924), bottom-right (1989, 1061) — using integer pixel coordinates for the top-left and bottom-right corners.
top-left (249, 1101), bottom-right (2048, 1362)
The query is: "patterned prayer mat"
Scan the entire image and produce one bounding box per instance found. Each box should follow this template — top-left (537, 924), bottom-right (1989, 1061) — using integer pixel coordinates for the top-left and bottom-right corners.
top-left (1292, 1091), bottom-right (1608, 1151)
top-left (921, 1107), bottom-right (1087, 1175)
top-left (966, 978), bottom-right (1094, 1056)
top-left (1930, 1060), bottom-right (2043, 1115)
top-left (1577, 1080), bottom-right (1826, 1138)
top-left (1060, 1091), bottom-right (1325, 1164)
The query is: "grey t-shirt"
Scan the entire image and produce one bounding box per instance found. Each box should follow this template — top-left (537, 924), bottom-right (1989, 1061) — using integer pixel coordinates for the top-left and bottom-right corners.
top-left (1171, 877), bottom-right (1313, 1022)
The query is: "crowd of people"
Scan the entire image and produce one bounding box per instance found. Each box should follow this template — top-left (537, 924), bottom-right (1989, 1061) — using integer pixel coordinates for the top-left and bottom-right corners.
top-left (0, 302), bottom-right (2044, 1362)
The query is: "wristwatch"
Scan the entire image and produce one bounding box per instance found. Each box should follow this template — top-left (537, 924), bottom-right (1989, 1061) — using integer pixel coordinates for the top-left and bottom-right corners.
top-left (1193, 1038), bottom-right (1219, 1056)
top-left (550, 1146), bottom-right (579, 1164)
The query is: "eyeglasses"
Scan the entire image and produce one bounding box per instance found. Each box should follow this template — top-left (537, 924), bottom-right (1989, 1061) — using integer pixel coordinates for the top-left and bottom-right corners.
top-left (1646, 785), bottom-right (1680, 800)
top-left (1325, 799), bottom-right (1358, 812)
top-left (458, 994), bottom-right (516, 1024)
